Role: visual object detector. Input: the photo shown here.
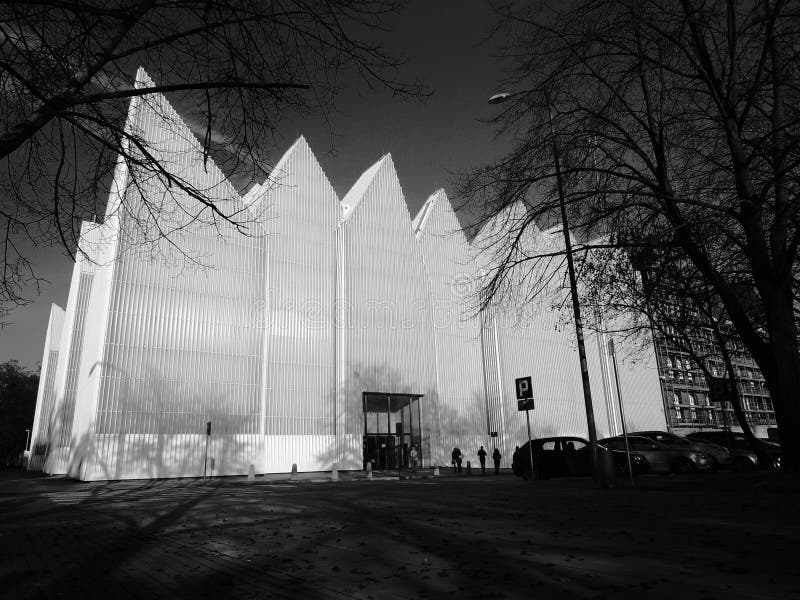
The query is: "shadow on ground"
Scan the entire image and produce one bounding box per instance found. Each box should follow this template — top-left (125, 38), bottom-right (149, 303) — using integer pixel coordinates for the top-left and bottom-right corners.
top-left (0, 469), bottom-right (798, 599)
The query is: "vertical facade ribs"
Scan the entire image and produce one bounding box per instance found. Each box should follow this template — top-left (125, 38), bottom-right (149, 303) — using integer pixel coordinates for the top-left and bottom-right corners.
top-left (29, 67), bottom-right (666, 480)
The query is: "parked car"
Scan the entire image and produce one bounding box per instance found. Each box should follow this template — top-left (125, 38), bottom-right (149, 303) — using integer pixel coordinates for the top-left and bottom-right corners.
top-left (630, 430), bottom-right (731, 469)
top-left (511, 436), bottom-right (649, 480)
top-left (600, 435), bottom-right (714, 474)
top-left (686, 431), bottom-right (781, 470)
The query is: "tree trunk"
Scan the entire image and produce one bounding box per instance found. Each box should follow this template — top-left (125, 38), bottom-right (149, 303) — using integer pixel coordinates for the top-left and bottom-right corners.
top-left (762, 348), bottom-right (800, 474)
top-left (755, 298), bottom-right (800, 474)
top-left (713, 326), bottom-right (759, 446)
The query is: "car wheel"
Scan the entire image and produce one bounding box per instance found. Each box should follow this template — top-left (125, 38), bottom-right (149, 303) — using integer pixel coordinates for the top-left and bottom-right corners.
top-left (672, 458), bottom-right (694, 474)
top-left (733, 457), bottom-right (754, 472)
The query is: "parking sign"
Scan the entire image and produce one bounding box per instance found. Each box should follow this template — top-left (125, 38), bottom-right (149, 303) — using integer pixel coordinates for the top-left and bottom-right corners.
top-left (515, 376), bottom-right (532, 399)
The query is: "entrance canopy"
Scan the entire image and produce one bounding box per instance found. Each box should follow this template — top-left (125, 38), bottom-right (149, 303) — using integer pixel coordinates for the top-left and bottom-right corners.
top-left (363, 392), bottom-right (424, 413)
top-left (362, 392), bottom-right (425, 470)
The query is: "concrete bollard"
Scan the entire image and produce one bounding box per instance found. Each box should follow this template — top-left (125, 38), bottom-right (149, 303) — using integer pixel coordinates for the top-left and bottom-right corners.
top-left (247, 464), bottom-right (255, 481)
top-left (434, 465), bottom-right (440, 476)
top-left (331, 463), bottom-right (339, 482)
top-left (366, 461), bottom-right (373, 479)
top-left (466, 460), bottom-right (472, 475)
top-left (290, 463), bottom-right (299, 481)
top-left (597, 446), bottom-right (616, 489)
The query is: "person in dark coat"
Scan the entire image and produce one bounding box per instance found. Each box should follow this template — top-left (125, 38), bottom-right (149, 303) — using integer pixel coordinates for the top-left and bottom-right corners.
top-left (451, 447), bottom-right (463, 472)
top-left (492, 447), bottom-right (502, 475)
top-left (477, 446), bottom-right (487, 475)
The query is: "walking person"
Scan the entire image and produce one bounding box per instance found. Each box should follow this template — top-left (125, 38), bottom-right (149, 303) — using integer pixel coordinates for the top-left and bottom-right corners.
top-left (492, 447), bottom-right (502, 475)
top-left (477, 446), bottom-right (487, 476)
top-left (451, 447), bottom-right (463, 473)
top-left (409, 444), bottom-right (419, 473)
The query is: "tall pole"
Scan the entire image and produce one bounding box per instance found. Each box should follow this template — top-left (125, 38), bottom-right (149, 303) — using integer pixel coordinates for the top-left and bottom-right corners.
top-left (204, 421), bottom-right (211, 479)
top-left (488, 90), bottom-right (600, 479)
top-left (525, 408), bottom-right (534, 480)
top-left (609, 339), bottom-right (634, 486)
top-left (549, 107), bottom-right (600, 478)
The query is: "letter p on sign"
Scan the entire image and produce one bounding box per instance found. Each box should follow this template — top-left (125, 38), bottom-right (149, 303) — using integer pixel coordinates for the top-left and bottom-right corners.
top-left (515, 376), bottom-right (532, 399)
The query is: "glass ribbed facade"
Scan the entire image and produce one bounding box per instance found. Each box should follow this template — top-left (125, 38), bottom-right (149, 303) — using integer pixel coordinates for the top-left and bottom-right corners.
top-left (30, 68), bottom-right (667, 481)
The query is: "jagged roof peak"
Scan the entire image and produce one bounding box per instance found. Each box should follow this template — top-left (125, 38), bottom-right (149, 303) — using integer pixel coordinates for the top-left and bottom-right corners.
top-left (340, 153), bottom-right (395, 221)
top-left (412, 188), bottom-right (446, 236)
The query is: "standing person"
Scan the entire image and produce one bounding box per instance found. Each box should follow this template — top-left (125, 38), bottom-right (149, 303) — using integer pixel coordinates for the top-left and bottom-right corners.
top-left (492, 447), bottom-right (502, 475)
top-left (409, 444), bottom-right (419, 472)
top-left (477, 446), bottom-right (487, 476)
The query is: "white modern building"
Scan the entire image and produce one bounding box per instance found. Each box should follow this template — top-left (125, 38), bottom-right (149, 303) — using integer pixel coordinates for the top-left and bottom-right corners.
top-left (28, 69), bottom-right (666, 480)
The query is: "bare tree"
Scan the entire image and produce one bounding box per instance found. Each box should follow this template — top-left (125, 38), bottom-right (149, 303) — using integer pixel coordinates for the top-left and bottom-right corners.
top-left (459, 1), bottom-right (800, 471)
top-left (0, 0), bottom-right (423, 319)
top-left (586, 243), bottom-right (767, 451)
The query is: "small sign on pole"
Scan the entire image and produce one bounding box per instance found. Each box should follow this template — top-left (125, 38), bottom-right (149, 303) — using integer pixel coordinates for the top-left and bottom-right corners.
top-left (515, 376), bottom-right (532, 400)
top-left (517, 398), bottom-right (535, 411)
top-left (515, 376), bottom-right (535, 481)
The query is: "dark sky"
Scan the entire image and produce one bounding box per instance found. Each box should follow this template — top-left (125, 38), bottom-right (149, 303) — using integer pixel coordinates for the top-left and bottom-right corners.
top-left (1, 0), bottom-right (513, 370)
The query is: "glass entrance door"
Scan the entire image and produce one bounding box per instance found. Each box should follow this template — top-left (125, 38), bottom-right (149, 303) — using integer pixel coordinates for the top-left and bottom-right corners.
top-left (362, 393), bottom-right (423, 471)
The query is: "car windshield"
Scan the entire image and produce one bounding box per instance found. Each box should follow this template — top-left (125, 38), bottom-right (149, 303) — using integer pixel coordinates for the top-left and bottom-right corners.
top-left (660, 437), bottom-right (690, 446)
top-left (630, 438), bottom-right (660, 451)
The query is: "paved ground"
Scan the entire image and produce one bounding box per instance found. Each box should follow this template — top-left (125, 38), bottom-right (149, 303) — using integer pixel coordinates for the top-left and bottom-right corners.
top-left (1, 468), bottom-right (798, 599)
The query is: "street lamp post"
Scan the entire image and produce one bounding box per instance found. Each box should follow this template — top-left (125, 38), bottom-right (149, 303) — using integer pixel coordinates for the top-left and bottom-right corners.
top-left (489, 91), bottom-right (601, 479)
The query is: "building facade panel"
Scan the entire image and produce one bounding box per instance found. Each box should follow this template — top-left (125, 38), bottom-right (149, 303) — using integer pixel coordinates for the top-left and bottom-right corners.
top-left (30, 67), bottom-right (670, 480)
top-left (256, 137), bottom-right (339, 472)
top-left (76, 70), bottom-right (265, 480)
top-left (336, 156), bottom-right (440, 469)
top-left (27, 304), bottom-right (65, 471)
top-left (415, 190), bottom-right (488, 464)
top-left (44, 232), bottom-right (96, 475)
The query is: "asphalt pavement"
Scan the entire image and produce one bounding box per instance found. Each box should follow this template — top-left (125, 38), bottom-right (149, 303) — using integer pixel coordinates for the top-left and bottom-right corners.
top-left (0, 468), bottom-right (798, 599)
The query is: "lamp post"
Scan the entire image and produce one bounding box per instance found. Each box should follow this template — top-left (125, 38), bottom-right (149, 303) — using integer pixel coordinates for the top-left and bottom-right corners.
top-left (489, 91), bottom-right (601, 479)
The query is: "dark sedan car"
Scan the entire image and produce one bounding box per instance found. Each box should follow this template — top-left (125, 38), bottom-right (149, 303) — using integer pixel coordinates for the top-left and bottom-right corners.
top-left (511, 436), bottom-right (648, 480)
top-left (686, 431), bottom-right (781, 470)
top-left (630, 430), bottom-right (732, 469)
top-left (600, 435), bottom-right (714, 474)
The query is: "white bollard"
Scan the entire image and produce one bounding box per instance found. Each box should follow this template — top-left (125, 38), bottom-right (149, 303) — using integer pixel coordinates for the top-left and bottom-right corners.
top-left (366, 461), bottom-right (373, 479)
top-left (247, 464), bottom-right (255, 480)
top-left (290, 463), bottom-right (299, 481)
